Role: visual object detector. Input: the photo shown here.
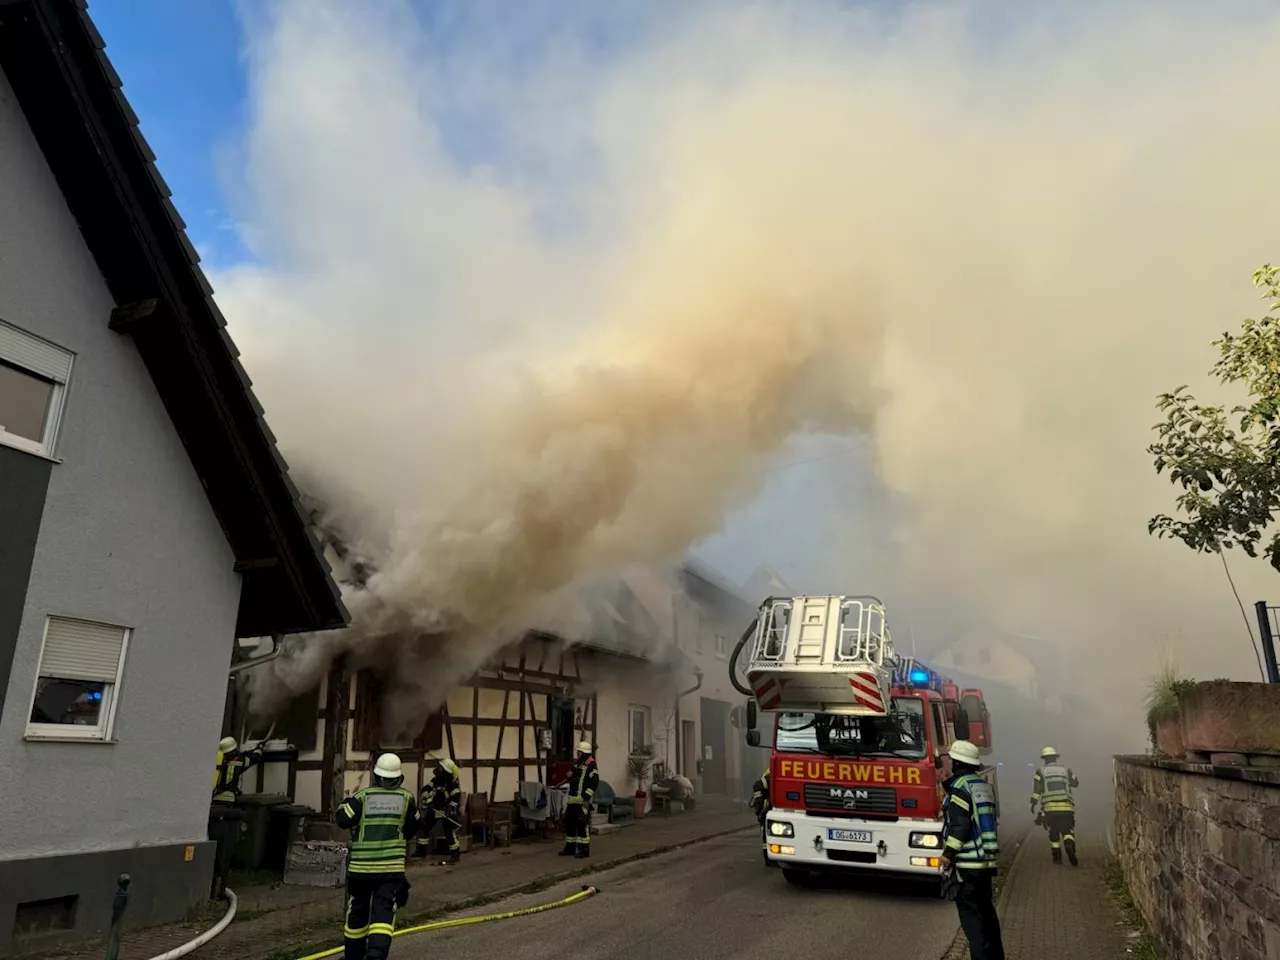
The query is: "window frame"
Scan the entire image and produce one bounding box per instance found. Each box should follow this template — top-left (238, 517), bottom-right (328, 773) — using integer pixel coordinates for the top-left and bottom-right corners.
top-left (627, 704), bottom-right (650, 756)
top-left (24, 616), bottom-right (130, 743)
top-left (714, 632), bottom-right (728, 660)
top-left (0, 320), bottom-right (74, 460)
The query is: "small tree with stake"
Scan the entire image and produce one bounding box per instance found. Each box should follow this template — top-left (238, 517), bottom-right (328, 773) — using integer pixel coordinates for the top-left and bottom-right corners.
top-left (1149, 264), bottom-right (1280, 567)
top-left (1148, 264), bottom-right (1280, 679)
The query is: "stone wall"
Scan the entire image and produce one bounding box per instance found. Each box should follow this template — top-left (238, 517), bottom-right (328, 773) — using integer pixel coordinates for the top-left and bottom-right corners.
top-left (1114, 756), bottom-right (1280, 960)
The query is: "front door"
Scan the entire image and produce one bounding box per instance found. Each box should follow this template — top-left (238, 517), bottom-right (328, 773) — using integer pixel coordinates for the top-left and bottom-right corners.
top-left (700, 698), bottom-right (729, 794)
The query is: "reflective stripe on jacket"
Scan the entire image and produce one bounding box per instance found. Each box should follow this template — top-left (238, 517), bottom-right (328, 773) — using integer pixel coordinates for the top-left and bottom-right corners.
top-left (213, 754), bottom-right (248, 801)
top-left (568, 756), bottom-right (599, 805)
top-left (339, 786), bottom-right (418, 875)
top-left (1031, 763), bottom-right (1075, 813)
top-left (751, 769), bottom-right (770, 814)
top-left (943, 772), bottom-right (1000, 870)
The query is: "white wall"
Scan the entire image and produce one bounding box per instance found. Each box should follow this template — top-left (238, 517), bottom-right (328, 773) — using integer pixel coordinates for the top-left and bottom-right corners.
top-left (0, 67), bottom-right (242, 858)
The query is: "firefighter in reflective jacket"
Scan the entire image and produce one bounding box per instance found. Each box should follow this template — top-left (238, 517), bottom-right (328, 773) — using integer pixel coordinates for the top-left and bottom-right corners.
top-left (1031, 746), bottom-right (1079, 867)
top-left (212, 737), bottom-right (262, 802)
top-left (560, 741), bottom-right (598, 859)
top-left (336, 752), bottom-right (420, 960)
top-left (750, 768), bottom-right (771, 866)
top-left (941, 740), bottom-right (1006, 960)
top-left (415, 758), bottom-right (462, 863)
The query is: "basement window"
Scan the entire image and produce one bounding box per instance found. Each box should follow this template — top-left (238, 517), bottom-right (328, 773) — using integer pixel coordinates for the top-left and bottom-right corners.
top-left (26, 617), bottom-right (129, 741)
top-left (0, 320), bottom-right (73, 459)
top-left (13, 895), bottom-right (78, 939)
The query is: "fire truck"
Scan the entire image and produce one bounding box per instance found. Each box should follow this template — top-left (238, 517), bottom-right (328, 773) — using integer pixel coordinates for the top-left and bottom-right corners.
top-left (730, 595), bottom-right (996, 888)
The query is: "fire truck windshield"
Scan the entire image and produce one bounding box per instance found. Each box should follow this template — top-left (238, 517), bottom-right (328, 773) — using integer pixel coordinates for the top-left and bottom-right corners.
top-left (775, 698), bottom-right (928, 759)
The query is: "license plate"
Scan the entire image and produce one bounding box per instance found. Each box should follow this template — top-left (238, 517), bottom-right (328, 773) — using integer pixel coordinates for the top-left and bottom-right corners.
top-left (828, 828), bottom-right (873, 843)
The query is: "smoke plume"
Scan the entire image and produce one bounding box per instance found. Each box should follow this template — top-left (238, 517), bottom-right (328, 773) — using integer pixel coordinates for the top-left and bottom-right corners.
top-left (210, 0), bottom-right (1280, 746)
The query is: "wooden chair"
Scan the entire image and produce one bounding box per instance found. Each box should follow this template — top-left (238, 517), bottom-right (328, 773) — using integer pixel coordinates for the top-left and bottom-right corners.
top-left (488, 801), bottom-right (515, 848)
top-left (466, 792), bottom-right (490, 847)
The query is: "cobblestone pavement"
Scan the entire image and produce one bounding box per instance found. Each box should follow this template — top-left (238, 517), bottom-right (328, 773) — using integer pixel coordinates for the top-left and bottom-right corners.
top-left (30, 802), bottom-right (754, 960)
top-left (947, 830), bottom-right (1138, 959)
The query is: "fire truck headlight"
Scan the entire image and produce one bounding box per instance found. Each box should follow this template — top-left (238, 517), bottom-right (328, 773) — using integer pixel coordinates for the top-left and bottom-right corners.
top-left (910, 833), bottom-right (941, 849)
top-left (768, 820), bottom-right (794, 838)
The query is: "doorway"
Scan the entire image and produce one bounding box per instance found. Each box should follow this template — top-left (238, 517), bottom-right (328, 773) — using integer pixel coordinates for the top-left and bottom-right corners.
top-left (699, 697), bottom-right (730, 794)
top-left (680, 720), bottom-right (697, 778)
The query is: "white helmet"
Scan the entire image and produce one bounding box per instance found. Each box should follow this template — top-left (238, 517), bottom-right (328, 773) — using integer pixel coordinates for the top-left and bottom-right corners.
top-left (577, 740), bottom-right (593, 754)
top-left (218, 737), bottom-right (237, 753)
top-left (439, 758), bottom-right (458, 775)
top-left (1040, 746), bottom-right (1059, 760)
top-left (374, 752), bottom-right (403, 780)
top-left (949, 740), bottom-right (981, 766)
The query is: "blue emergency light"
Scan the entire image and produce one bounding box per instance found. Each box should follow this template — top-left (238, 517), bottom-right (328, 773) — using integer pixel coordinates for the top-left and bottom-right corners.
top-left (908, 669), bottom-right (930, 684)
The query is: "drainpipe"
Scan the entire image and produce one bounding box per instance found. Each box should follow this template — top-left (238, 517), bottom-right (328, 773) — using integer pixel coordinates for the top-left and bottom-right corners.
top-left (675, 665), bottom-right (703, 777)
top-left (227, 634), bottom-right (283, 675)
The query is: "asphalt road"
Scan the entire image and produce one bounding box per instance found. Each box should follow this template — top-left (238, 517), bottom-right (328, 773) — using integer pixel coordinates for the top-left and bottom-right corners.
top-left (391, 833), bottom-right (960, 960)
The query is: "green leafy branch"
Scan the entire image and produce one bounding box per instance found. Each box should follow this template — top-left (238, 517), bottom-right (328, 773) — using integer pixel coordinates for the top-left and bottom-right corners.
top-left (1149, 264), bottom-right (1280, 570)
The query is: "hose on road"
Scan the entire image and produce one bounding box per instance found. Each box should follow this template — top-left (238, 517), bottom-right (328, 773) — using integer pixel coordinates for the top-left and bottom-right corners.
top-left (292, 884), bottom-right (601, 960)
top-left (142, 888), bottom-right (237, 960)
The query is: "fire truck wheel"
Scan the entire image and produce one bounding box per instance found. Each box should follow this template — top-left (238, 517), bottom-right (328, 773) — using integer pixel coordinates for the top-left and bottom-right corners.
top-left (781, 868), bottom-right (811, 888)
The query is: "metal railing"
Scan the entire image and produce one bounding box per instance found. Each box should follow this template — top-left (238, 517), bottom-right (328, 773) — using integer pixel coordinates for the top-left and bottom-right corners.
top-left (1251, 602), bottom-right (1280, 683)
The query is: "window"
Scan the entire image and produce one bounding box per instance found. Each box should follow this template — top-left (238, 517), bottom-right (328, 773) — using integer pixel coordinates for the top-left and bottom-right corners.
top-left (27, 617), bottom-right (128, 741)
top-left (0, 320), bottom-right (73, 458)
top-left (774, 698), bottom-right (927, 759)
top-left (714, 633), bottom-right (728, 659)
top-left (628, 705), bottom-right (650, 755)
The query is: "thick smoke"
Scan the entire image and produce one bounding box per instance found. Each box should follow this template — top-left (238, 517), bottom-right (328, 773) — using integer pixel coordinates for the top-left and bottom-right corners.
top-left (214, 0), bottom-right (1280, 747)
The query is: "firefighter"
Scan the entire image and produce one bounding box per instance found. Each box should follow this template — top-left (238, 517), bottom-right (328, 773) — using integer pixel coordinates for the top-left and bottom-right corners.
top-left (415, 758), bottom-right (462, 863)
top-left (560, 740), bottom-right (598, 859)
top-left (940, 739), bottom-right (1006, 960)
top-left (750, 767), bottom-right (771, 866)
top-left (1031, 746), bottom-right (1079, 867)
top-left (336, 752), bottom-right (420, 960)
top-left (212, 737), bottom-right (263, 802)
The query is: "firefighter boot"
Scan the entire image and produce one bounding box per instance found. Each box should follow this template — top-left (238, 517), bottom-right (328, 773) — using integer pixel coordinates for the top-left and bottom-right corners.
top-left (575, 842), bottom-right (589, 859)
top-left (448, 852), bottom-right (460, 864)
top-left (1051, 846), bottom-right (1063, 865)
top-left (1065, 836), bottom-right (1078, 867)
top-left (559, 845), bottom-right (575, 856)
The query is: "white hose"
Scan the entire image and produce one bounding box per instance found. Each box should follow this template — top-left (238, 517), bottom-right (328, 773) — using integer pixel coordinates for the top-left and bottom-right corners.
top-left (143, 888), bottom-right (237, 960)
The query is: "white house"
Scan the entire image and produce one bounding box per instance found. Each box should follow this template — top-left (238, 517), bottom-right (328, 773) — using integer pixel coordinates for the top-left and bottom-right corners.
top-left (0, 0), bottom-right (347, 951)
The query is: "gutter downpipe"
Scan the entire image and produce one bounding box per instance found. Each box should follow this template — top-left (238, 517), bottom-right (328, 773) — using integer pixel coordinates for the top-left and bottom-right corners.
top-left (675, 665), bottom-right (704, 778)
top-left (227, 634), bottom-right (284, 675)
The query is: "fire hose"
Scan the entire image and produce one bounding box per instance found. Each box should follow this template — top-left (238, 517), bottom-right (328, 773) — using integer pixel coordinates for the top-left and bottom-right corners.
top-left (293, 885), bottom-right (600, 960)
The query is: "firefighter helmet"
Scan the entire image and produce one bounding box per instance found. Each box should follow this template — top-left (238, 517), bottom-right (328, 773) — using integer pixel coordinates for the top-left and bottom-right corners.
top-left (439, 758), bottom-right (458, 775)
top-left (374, 752), bottom-right (403, 780)
top-left (1040, 746), bottom-right (1059, 759)
top-left (218, 737), bottom-right (237, 753)
top-left (577, 740), bottom-right (593, 754)
top-left (949, 739), bottom-right (981, 766)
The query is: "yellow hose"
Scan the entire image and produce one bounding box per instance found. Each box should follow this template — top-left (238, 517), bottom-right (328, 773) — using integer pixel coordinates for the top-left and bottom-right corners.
top-left (293, 885), bottom-right (600, 960)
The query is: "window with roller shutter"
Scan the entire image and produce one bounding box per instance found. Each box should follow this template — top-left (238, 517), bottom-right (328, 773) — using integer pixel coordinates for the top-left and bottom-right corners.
top-left (26, 616), bottom-right (129, 741)
top-left (0, 319), bottom-right (73, 459)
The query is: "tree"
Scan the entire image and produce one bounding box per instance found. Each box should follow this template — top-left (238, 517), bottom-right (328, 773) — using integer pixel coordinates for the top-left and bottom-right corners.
top-left (1149, 265), bottom-right (1280, 570)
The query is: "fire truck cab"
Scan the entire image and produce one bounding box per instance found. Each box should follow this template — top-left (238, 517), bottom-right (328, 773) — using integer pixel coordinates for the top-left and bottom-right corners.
top-left (734, 595), bottom-right (995, 887)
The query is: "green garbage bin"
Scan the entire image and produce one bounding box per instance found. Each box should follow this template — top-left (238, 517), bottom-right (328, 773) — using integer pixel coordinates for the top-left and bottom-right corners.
top-left (231, 793), bottom-right (291, 871)
top-left (266, 803), bottom-right (315, 872)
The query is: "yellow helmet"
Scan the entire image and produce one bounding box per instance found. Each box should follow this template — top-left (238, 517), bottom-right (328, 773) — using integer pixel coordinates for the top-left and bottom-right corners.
top-left (1040, 746), bottom-right (1059, 760)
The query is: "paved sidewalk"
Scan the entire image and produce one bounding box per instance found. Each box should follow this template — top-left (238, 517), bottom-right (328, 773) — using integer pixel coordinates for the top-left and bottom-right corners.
top-left (32, 801), bottom-right (754, 960)
top-left (948, 832), bottom-right (1137, 959)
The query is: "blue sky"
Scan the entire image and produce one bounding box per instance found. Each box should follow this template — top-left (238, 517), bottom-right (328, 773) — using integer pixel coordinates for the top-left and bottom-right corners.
top-left (90, 0), bottom-right (250, 264)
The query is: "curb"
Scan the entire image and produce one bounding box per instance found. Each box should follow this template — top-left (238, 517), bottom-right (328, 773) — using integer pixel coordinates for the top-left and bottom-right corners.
top-left (259, 823), bottom-right (755, 960)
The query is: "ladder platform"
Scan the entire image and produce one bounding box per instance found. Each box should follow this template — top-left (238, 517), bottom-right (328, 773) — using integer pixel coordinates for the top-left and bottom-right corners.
top-left (745, 595), bottom-right (895, 715)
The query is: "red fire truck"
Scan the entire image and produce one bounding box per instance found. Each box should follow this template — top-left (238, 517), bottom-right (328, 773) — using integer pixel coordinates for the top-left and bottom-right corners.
top-left (731, 595), bottom-right (995, 888)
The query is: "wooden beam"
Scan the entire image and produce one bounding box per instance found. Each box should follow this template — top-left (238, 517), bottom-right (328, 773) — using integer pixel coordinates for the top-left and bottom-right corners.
top-left (443, 704), bottom-right (456, 763)
top-left (471, 685), bottom-right (479, 794)
top-left (233, 557), bottom-right (280, 573)
top-left (456, 758), bottom-right (528, 769)
top-left (518, 653), bottom-right (527, 785)
top-left (472, 675), bottom-right (568, 698)
top-left (491, 687), bottom-right (511, 798)
top-left (321, 662), bottom-right (349, 817)
top-left (108, 297), bottom-right (158, 333)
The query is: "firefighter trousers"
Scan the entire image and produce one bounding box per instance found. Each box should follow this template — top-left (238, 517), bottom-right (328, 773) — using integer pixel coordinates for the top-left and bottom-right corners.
top-left (1045, 811), bottom-right (1077, 864)
top-left (344, 873), bottom-right (401, 960)
top-left (562, 801), bottom-right (590, 856)
top-left (954, 868), bottom-right (1006, 960)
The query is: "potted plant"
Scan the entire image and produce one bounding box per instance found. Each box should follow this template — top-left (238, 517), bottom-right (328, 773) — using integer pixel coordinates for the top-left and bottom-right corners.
top-left (1144, 665), bottom-right (1195, 758)
top-left (628, 751), bottom-right (652, 819)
